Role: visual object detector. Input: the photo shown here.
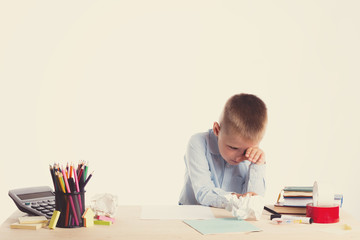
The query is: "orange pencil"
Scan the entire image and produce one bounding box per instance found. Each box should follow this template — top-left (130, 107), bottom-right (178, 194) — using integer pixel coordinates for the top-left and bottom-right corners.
top-left (66, 163), bottom-right (69, 179)
top-left (70, 164), bottom-right (73, 179)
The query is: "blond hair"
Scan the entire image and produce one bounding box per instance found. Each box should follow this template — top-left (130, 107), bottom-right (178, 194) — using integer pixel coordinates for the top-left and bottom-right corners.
top-left (220, 93), bottom-right (267, 142)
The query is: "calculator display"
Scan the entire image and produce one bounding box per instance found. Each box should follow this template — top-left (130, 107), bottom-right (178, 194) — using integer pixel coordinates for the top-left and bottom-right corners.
top-left (17, 191), bottom-right (54, 200)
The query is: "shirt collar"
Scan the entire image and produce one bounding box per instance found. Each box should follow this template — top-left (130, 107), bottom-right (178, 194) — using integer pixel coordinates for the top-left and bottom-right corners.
top-left (208, 129), bottom-right (220, 155)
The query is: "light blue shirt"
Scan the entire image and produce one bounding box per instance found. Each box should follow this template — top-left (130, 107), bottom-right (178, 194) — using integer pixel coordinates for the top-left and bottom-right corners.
top-left (179, 129), bottom-right (266, 208)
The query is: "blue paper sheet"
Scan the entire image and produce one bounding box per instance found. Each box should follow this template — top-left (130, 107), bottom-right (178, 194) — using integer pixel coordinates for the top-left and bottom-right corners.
top-left (184, 217), bottom-right (261, 235)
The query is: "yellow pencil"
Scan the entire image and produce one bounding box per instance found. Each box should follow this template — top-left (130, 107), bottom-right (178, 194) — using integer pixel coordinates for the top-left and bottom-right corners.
top-left (56, 172), bottom-right (66, 193)
top-left (277, 190), bottom-right (283, 203)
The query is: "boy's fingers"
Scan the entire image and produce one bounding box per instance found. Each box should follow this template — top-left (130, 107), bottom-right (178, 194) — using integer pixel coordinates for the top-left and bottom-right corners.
top-left (249, 149), bottom-right (258, 160)
top-left (246, 192), bottom-right (257, 196)
top-left (253, 151), bottom-right (262, 162)
top-left (246, 148), bottom-right (256, 160)
top-left (245, 147), bottom-right (265, 164)
top-left (245, 148), bottom-right (252, 158)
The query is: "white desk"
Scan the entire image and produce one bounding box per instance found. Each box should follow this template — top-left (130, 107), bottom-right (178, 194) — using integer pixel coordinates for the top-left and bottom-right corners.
top-left (1, 206), bottom-right (359, 240)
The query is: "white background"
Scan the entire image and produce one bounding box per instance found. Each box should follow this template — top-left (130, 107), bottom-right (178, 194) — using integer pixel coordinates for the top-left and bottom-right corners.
top-left (1, 0), bottom-right (360, 224)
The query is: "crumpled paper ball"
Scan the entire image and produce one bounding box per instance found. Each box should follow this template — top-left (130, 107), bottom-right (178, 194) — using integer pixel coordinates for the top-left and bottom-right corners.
top-left (90, 193), bottom-right (118, 217)
top-left (225, 193), bottom-right (264, 220)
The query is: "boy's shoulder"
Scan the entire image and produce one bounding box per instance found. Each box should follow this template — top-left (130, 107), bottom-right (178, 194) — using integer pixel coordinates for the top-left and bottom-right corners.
top-left (189, 130), bottom-right (210, 143)
top-left (188, 129), bottom-right (217, 152)
top-left (190, 130), bottom-right (208, 139)
top-left (187, 130), bottom-right (219, 156)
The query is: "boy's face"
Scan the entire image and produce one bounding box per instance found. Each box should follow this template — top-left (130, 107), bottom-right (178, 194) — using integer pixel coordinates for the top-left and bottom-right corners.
top-left (213, 122), bottom-right (259, 165)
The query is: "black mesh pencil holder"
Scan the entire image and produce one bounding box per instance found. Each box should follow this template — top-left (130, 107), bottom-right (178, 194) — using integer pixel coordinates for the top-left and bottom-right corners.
top-left (55, 191), bottom-right (85, 228)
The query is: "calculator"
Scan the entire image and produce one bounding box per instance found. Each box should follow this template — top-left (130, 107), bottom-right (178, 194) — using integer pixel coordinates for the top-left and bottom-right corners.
top-left (8, 186), bottom-right (55, 219)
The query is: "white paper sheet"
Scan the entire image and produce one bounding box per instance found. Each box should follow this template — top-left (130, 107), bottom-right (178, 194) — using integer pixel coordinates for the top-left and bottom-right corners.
top-left (140, 205), bottom-right (215, 220)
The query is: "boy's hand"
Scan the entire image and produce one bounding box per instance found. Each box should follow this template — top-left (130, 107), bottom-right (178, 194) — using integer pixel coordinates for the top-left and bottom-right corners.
top-left (245, 147), bottom-right (265, 165)
top-left (232, 192), bottom-right (257, 198)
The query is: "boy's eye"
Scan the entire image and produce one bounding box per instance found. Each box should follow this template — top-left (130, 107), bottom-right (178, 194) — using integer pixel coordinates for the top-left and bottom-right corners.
top-left (228, 146), bottom-right (238, 150)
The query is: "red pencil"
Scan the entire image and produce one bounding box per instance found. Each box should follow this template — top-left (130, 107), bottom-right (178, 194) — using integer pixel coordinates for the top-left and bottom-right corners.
top-left (78, 168), bottom-right (84, 183)
top-left (65, 201), bottom-right (70, 227)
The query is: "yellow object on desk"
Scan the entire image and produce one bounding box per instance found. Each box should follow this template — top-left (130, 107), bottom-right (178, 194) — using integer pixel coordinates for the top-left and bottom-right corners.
top-left (94, 220), bottom-right (112, 226)
top-left (343, 224), bottom-right (352, 230)
top-left (49, 211), bottom-right (61, 229)
top-left (82, 208), bottom-right (95, 227)
top-left (10, 222), bottom-right (43, 230)
top-left (18, 216), bottom-right (48, 224)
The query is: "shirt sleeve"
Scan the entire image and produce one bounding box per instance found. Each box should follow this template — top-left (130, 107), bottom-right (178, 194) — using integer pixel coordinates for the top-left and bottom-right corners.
top-left (244, 163), bottom-right (266, 196)
top-left (185, 134), bottom-right (231, 208)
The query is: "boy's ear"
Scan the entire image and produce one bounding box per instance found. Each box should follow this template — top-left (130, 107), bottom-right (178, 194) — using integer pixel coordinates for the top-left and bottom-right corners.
top-left (213, 122), bottom-right (220, 136)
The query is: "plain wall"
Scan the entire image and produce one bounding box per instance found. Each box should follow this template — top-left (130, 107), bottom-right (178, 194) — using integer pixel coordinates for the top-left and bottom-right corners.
top-left (1, 0), bottom-right (360, 224)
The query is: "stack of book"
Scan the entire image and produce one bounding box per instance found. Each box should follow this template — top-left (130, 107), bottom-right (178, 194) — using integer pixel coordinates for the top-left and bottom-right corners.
top-left (273, 186), bottom-right (313, 215)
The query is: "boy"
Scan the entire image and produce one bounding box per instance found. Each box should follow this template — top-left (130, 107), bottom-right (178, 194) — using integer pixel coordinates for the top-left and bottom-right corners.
top-left (179, 93), bottom-right (267, 208)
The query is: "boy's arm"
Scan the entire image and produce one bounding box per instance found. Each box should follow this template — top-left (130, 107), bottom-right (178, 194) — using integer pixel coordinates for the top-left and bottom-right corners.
top-left (244, 163), bottom-right (266, 196)
top-left (242, 147), bottom-right (266, 196)
top-left (185, 135), bottom-right (231, 208)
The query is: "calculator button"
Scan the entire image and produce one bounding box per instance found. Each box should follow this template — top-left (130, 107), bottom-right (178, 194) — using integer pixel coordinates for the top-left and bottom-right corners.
top-left (37, 207), bottom-right (45, 211)
top-left (40, 203), bottom-right (47, 207)
top-left (37, 201), bottom-right (42, 204)
top-left (45, 206), bottom-right (53, 209)
top-left (41, 209), bottom-right (50, 213)
top-left (31, 202), bottom-right (37, 205)
top-left (25, 202), bottom-right (30, 205)
top-left (46, 212), bottom-right (53, 217)
top-left (31, 205), bottom-right (39, 209)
